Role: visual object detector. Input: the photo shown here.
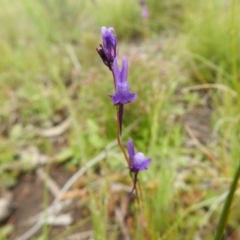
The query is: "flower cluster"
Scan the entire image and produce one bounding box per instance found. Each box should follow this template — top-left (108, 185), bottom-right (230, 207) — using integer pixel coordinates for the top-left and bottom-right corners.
top-left (96, 26), bottom-right (151, 195)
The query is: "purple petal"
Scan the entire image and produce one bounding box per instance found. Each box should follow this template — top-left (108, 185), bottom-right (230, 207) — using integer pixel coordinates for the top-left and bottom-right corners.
top-left (111, 94), bottom-right (120, 105)
top-left (141, 5), bottom-right (148, 18)
top-left (139, 0), bottom-right (148, 19)
top-left (111, 91), bottom-right (136, 105)
top-left (101, 26), bottom-right (107, 35)
top-left (101, 27), bottom-right (117, 61)
top-left (127, 92), bottom-right (137, 102)
top-left (141, 158), bottom-right (152, 170)
top-left (113, 57), bottom-right (120, 82)
top-left (120, 56), bottom-right (128, 83)
top-left (133, 153), bottom-right (151, 171)
top-left (101, 26), bottom-right (114, 38)
top-left (127, 138), bottom-right (135, 162)
top-left (107, 27), bottom-right (115, 33)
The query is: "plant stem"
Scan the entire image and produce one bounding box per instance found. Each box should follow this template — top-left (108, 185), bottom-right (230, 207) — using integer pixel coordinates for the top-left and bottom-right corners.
top-left (116, 107), bottom-right (130, 167)
top-left (213, 162), bottom-right (240, 240)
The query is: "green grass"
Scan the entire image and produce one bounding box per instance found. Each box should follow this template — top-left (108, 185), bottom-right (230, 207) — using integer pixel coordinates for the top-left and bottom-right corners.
top-left (185, 0), bottom-right (240, 171)
top-left (184, 0), bottom-right (240, 85)
top-left (0, 0), bottom-right (240, 239)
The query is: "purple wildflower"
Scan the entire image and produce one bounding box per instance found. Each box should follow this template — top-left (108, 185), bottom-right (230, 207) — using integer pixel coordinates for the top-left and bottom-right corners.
top-left (111, 57), bottom-right (136, 135)
top-left (127, 138), bottom-right (151, 193)
top-left (111, 56), bottom-right (136, 105)
top-left (127, 138), bottom-right (151, 173)
top-left (96, 26), bottom-right (117, 70)
top-left (139, 0), bottom-right (148, 19)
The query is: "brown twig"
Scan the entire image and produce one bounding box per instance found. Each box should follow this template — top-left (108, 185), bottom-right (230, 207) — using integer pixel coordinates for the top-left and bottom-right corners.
top-left (115, 207), bottom-right (131, 240)
top-left (36, 168), bottom-right (60, 197)
top-left (185, 124), bottom-right (220, 169)
top-left (182, 83), bottom-right (237, 97)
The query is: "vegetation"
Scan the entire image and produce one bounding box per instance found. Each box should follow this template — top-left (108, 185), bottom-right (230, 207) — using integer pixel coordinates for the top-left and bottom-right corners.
top-left (0, 0), bottom-right (240, 239)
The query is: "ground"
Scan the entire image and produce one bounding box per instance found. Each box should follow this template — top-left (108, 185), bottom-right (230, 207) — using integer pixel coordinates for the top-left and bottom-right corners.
top-left (8, 166), bottom-right (92, 240)
top-left (1, 100), bottom-right (214, 240)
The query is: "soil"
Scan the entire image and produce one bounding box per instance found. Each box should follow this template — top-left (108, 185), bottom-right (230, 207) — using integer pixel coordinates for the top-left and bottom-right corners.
top-left (4, 103), bottom-right (213, 240)
top-left (183, 105), bottom-right (212, 144)
top-left (9, 166), bottom-right (92, 240)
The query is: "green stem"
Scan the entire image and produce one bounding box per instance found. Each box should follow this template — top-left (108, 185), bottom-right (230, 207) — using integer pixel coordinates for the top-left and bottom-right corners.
top-left (213, 162), bottom-right (240, 240)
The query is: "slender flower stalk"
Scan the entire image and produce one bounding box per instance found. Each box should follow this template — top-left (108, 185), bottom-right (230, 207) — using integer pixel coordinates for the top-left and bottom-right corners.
top-left (116, 110), bottom-right (130, 166)
top-left (96, 26), bottom-right (151, 197)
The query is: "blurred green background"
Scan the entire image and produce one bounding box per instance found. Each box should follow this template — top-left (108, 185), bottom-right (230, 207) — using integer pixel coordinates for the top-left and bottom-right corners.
top-left (0, 0), bottom-right (240, 239)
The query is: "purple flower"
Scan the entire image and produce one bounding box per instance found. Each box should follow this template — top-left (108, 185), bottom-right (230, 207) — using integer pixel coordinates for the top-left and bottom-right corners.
top-left (111, 56), bottom-right (136, 105)
top-left (139, 0), bottom-right (148, 19)
top-left (96, 27), bottom-right (117, 70)
top-left (127, 138), bottom-right (151, 173)
top-left (127, 138), bottom-right (151, 194)
top-left (101, 27), bottom-right (117, 59)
